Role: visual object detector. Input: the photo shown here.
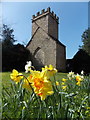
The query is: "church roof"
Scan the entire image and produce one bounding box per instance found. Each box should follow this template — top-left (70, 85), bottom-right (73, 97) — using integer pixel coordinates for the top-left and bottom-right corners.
top-left (26, 25), bottom-right (66, 48)
top-left (49, 34), bottom-right (66, 48)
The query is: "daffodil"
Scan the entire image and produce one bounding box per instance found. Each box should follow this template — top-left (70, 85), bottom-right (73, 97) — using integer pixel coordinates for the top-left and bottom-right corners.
top-left (23, 106), bottom-right (25, 109)
top-left (75, 75), bottom-right (83, 86)
top-left (81, 70), bottom-right (84, 75)
top-left (76, 81), bottom-right (81, 86)
top-left (61, 82), bottom-right (65, 85)
top-left (10, 69), bottom-right (23, 83)
top-left (76, 75), bottom-right (82, 82)
top-left (62, 85), bottom-right (67, 90)
top-left (42, 64), bottom-right (57, 78)
top-left (23, 76), bottom-right (32, 91)
top-left (30, 70), bottom-right (54, 100)
top-left (36, 80), bottom-right (54, 100)
top-left (25, 61), bottom-right (32, 73)
top-left (56, 81), bottom-right (59, 86)
top-left (67, 71), bottom-right (75, 80)
top-left (62, 78), bottom-right (67, 82)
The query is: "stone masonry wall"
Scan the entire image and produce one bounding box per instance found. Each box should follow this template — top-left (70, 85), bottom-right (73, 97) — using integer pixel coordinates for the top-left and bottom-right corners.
top-left (48, 14), bottom-right (58, 39)
top-left (27, 7), bottom-right (66, 71)
top-left (32, 15), bottom-right (48, 36)
top-left (27, 28), bottom-right (57, 69)
top-left (56, 43), bottom-right (66, 71)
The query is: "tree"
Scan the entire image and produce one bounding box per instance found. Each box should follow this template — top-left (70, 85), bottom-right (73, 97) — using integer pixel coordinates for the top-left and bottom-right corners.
top-left (0, 24), bottom-right (16, 48)
top-left (81, 28), bottom-right (90, 55)
top-left (0, 24), bottom-right (31, 71)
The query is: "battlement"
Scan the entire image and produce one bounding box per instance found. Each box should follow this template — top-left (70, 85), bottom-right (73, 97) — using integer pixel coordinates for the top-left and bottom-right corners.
top-left (32, 7), bottom-right (59, 23)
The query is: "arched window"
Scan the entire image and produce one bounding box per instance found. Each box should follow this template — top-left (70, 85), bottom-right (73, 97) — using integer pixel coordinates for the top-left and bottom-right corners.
top-left (34, 47), bottom-right (44, 65)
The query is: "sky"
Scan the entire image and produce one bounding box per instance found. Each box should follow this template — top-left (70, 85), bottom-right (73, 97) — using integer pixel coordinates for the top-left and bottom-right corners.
top-left (2, 2), bottom-right (88, 59)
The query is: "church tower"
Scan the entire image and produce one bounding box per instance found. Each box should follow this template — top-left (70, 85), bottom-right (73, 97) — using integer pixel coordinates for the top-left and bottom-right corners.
top-left (32, 7), bottom-right (58, 40)
top-left (27, 7), bottom-right (66, 71)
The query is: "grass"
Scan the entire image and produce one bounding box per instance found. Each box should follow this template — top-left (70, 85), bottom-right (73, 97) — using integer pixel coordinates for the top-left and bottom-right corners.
top-left (2, 72), bottom-right (11, 87)
top-left (2, 71), bottom-right (90, 119)
top-left (2, 72), bottom-right (67, 88)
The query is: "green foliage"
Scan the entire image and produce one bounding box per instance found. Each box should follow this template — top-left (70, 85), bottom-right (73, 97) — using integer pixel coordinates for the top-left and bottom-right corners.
top-left (1, 24), bottom-right (16, 48)
top-left (1, 24), bottom-right (30, 72)
top-left (2, 72), bottom-right (90, 119)
top-left (81, 28), bottom-right (90, 55)
top-left (0, 73), bottom-right (2, 120)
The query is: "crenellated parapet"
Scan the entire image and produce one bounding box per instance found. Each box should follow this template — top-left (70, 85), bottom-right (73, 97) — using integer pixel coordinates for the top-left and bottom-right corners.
top-left (32, 7), bottom-right (59, 23)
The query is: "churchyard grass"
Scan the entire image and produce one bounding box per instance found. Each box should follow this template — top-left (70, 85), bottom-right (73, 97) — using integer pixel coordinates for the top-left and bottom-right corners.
top-left (2, 72), bottom-right (30, 88)
top-left (2, 70), bottom-right (90, 119)
top-left (2, 72), bottom-right (67, 88)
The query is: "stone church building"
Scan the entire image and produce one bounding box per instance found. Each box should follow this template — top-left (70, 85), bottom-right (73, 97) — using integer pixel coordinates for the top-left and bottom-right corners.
top-left (26, 7), bottom-right (66, 71)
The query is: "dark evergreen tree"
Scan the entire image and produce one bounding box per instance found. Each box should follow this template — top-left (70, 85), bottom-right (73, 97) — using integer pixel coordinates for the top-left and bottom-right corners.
top-left (1, 24), bottom-right (16, 49)
top-left (0, 24), bottom-right (30, 71)
top-left (81, 28), bottom-right (90, 55)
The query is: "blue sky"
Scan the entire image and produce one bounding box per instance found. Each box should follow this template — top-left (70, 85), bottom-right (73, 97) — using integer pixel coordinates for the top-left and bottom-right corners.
top-left (2, 2), bottom-right (88, 59)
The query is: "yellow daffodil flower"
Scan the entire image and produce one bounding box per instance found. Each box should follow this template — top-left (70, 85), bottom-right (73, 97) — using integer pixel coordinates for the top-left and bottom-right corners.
top-left (42, 64), bottom-right (57, 78)
top-left (23, 69), bottom-right (54, 100)
top-left (10, 69), bottom-right (23, 83)
top-left (75, 75), bottom-right (83, 86)
top-left (76, 75), bottom-right (82, 82)
top-left (30, 70), bottom-right (54, 100)
top-left (61, 82), bottom-right (65, 85)
top-left (62, 78), bottom-right (67, 82)
top-left (56, 81), bottom-right (59, 86)
top-left (22, 76), bottom-right (32, 91)
top-left (62, 85), bottom-right (67, 90)
top-left (76, 81), bottom-right (81, 86)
